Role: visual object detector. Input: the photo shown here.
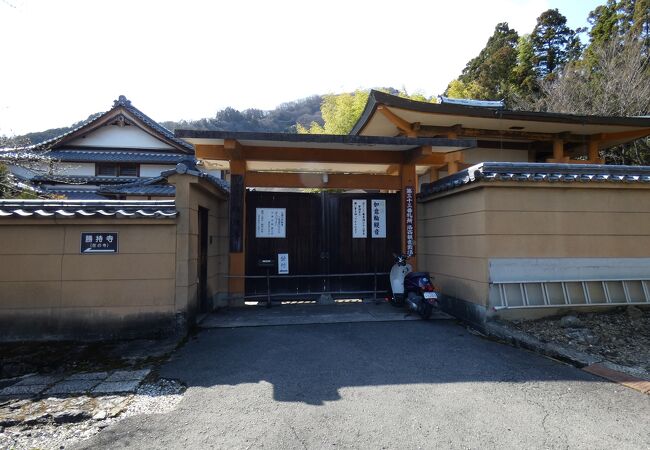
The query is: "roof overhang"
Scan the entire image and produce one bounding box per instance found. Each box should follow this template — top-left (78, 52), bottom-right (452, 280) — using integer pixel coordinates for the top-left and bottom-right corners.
top-left (176, 130), bottom-right (474, 152)
top-left (175, 130), bottom-right (476, 177)
top-left (351, 90), bottom-right (650, 149)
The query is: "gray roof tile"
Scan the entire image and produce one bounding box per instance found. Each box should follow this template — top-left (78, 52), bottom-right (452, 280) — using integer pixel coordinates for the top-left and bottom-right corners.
top-left (0, 199), bottom-right (177, 218)
top-left (419, 162), bottom-right (650, 198)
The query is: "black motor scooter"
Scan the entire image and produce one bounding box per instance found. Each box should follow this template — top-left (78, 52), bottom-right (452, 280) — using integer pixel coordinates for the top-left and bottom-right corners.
top-left (389, 253), bottom-right (439, 319)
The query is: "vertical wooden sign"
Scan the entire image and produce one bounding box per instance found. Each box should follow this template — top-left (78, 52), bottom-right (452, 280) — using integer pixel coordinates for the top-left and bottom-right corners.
top-left (229, 174), bottom-right (244, 252)
top-left (405, 186), bottom-right (415, 257)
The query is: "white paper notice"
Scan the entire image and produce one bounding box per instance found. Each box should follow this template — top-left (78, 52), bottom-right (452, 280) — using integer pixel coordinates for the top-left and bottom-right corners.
top-left (256, 208), bottom-right (286, 238)
top-left (371, 199), bottom-right (386, 238)
top-left (278, 253), bottom-right (289, 274)
top-left (352, 199), bottom-right (367, 238)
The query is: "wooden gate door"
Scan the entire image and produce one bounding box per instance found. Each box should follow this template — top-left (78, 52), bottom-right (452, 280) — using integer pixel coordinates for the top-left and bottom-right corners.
top-left (323, 193), bottom-right (400, 295)
top-left (245, 191), bottom-right (400, 299)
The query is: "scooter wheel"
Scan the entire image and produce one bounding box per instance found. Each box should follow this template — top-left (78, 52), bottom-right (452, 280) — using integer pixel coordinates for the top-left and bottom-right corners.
top-left (419, 304), bottom-right (433, 320)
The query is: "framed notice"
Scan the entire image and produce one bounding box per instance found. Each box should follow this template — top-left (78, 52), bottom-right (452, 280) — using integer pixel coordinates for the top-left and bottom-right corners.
top-left (371, 199), bottom-right (386, 238)
top-left (352, 199), bottom-right (367, 238)
top-left (80, 232), bottom-right (118, 254)
top-left (278, 253), bottom-right (289, 274)
top-left (256, 208), bottom-right (286, 238)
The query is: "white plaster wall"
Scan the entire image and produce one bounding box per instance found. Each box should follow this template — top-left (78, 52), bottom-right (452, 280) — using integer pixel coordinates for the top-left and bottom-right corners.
top-left (68, 125), bottom-right (174, 149)
top-left (140, 164), bottom-right (177, 177)
top-left (463, 147), bottom-right (529, 164)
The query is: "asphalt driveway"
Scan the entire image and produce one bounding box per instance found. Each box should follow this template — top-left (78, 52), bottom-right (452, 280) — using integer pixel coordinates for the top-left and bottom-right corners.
top-left (77, 320), bottom-right (649, 449)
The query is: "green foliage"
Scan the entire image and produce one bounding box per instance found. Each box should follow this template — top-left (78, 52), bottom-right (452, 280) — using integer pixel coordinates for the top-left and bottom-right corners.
top-left (530, 9), bottom-right (583, 80)
top-left (0, 164), bottom-right (38, 199)
top-left (298, 89), bottom-right (436, 135)
top-left (454, 22), bottom-right (520, 101)
top-left (297, 90), bottom-right (369, 134)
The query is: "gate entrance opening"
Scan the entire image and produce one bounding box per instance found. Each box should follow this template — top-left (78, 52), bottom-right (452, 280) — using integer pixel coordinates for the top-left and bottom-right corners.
top-left (177, 131), bottom-right (475, 303)
top-left (245, 191), bottom-right (400, 299)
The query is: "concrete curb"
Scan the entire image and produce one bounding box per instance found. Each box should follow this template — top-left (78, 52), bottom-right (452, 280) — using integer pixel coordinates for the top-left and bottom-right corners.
top-left (485, 321), bottom-right (650, 395)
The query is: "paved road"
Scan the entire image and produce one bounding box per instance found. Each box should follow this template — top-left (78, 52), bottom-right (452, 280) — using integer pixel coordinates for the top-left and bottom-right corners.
top-left (77, 320), bottom-right (649, 449)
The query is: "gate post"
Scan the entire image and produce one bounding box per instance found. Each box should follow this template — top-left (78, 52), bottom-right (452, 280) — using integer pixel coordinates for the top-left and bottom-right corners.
top-left (401, 163), bottom-right (417, 270)
top-left (228, 155), bottom-right (247, 298)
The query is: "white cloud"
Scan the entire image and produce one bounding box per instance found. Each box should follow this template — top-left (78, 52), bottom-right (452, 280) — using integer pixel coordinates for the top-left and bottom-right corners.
top-left (1, 0), bottom-right (553, 135)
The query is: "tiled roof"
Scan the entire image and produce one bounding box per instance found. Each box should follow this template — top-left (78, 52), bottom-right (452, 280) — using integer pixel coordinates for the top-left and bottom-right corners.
top-left (99, 178), bottom-right (175, 197)
top-left (41, 189), bottom-right (108, 200)
top-left (24, 96), bottom-right (193, 153)
top-left (160, 162), bottom-right (230, 193)
top-left (32, 175), bottom-right (142, 185)
top-left (420, 162), bottom-right (650, 198)
top-left (99, 162), bottom-right (229, 197)
top-left (0, 199), bottom-right (177, 218)
top-left (44, 149), bottom-right (190, 164)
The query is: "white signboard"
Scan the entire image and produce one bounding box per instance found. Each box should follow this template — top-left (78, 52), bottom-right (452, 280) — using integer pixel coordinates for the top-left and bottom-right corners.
top-left (352, 199), bottom-right (367, 238)
top-left (371, 199), bottom-right (386, 238)
top-left (256, 208), bottom-right (286, 238)
top-left (278, 253), bottom-right (289, 274)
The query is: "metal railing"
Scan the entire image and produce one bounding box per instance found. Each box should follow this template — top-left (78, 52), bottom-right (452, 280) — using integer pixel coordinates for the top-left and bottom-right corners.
top-left (227, 272), bottom-right (390, 307)
top-left (491, 278), bottom-right (650, 310)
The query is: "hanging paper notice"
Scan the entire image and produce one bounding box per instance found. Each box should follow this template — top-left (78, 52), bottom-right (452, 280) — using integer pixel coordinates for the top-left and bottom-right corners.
top-left (371, 199), bottom-right (386, 238)
top-left (352, 199), bottom-right (367, 238)
top-left (278, 253), bottom-right (289, 274)
top-left (256, 208), bottom-right (286, 238)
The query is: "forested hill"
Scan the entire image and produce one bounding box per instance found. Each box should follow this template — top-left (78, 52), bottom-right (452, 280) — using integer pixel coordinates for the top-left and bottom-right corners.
top-left (16, 95), bottom-right (324, 146)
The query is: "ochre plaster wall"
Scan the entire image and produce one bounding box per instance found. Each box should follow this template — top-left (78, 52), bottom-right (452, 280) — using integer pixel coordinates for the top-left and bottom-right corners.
top-left (0, 219), bottom-right (177, 340)
top-left (417, 183), bottom-right (650, 314)
top-left (170, 175), bottom-right (229, 325)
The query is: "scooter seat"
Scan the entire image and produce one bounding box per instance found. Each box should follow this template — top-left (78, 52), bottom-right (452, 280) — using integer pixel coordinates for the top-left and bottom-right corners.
top-left (405, 272), bottom-right (430, 279)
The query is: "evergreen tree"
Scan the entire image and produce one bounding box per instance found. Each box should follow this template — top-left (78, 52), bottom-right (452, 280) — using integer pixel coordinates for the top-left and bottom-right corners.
top-left (530, 9), bottom-right (583, 80)
top-left (446, 23), bottom-right (520, 101)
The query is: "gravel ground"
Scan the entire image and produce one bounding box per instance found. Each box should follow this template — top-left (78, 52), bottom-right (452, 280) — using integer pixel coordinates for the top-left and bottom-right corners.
top-left (509, 306), bottom-right (650, 374)
top-left (0, 378), bottom-right (184, 450)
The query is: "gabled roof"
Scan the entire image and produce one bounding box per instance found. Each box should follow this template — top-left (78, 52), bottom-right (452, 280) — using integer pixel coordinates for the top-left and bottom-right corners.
top-left (26, 96), bottom-right (193, 154)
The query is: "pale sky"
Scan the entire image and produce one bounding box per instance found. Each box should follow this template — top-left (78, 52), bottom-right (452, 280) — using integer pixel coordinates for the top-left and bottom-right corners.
top-left (0, 0), bottom-right (602, 136)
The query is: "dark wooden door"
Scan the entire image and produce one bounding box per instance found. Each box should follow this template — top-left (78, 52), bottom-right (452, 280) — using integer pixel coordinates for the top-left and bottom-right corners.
top-left (245, 191), bottom-right (400, 298)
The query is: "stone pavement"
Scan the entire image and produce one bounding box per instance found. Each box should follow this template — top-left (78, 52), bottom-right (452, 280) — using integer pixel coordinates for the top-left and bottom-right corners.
top-left (0, 369), bottom-right (151, 400)
top-left (200, 301), bottom-right (452, 328)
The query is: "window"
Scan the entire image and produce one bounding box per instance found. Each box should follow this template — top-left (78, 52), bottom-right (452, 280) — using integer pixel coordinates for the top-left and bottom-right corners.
top-left (96, 163), bottom-right (139, 177)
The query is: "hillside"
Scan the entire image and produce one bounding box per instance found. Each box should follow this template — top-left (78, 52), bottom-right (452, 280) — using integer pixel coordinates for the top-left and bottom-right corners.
top-left (15, 95), bottom-right (324, 146)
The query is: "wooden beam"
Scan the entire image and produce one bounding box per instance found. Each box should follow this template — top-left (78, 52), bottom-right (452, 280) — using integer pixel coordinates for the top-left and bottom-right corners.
top-left (418, 125), bottom-right (588, 142)
top-left (588, 140), bottom-right (602, 163)
top-left (553, 139), bottom-right (564, 160)
top-left (377, 105), bottom-right (417, 137)
top-left (595, 128), bottom-right (650, 142)
top-left (245, 172), bottom-right (401, 190)
top-left (195, 144), bottom-right (409, 165)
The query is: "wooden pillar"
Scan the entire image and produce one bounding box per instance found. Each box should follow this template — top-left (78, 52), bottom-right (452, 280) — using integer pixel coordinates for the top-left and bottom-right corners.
top-left (401, 163), bottom-right (417, 270)
top-left (429, 168), bottom-right (439, 182)
top-left (588, 140), bottom-right (600, 163)
top-left (447, 160), bottom-right (460, 175)
top-left (228, 153), bottom-right (246, 296)
top-left (553, 139), bottom-right (565, 161)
